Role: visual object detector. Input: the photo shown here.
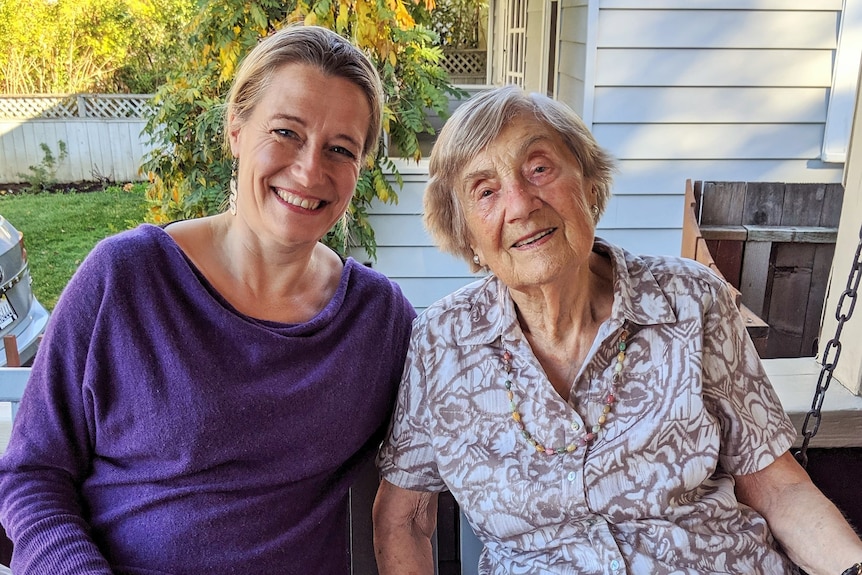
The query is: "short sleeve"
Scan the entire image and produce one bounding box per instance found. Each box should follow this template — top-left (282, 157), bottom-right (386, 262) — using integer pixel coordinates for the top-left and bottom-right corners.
top-left (376, 320), bottom-right (448, 492)
top-left (702, 281), bottom-right (797, 475)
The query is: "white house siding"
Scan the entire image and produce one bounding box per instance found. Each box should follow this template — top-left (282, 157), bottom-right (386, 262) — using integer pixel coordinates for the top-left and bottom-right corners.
top-left (556, 0), bottom-right (591, 116)
top-left (349, 162), bottom-right (477, 312)
top-left (361, 0), bottom-right (849, 310)
top-left (524, 0), bottom-right (549, 91)
top-left (586, 0), bottom-right (845, 256)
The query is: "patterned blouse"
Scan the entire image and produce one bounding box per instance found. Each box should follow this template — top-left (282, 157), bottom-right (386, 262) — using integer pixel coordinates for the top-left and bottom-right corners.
top-left (378, 238), bottom-right (798, 575)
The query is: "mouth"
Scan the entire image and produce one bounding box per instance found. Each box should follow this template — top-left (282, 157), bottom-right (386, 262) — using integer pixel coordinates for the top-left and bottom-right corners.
top-left (274, 187), bottom-right (326, 211)
top-left (512, 228), bottom-right (555, 248)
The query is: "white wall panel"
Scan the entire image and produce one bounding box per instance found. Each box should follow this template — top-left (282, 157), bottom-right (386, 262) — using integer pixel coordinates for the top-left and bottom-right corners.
top-left (595, 49), bottom-right (833, 87)
top-left (393, 277), bottom-right (481, 310)
top-left (596, 228), bottom-right (684, 257)
top-left (598, 194), bottom-right (683, 230)
top-left (558, 4), bottom-right (588, 42)
top-left (593, 87), bottom-right (828, 123)
top-left (557, 42), bottom-right (587, 84)
top-left (350, 246), bottom-right (472, 278)
top-left (598, 10), bottom-right (837, 49)
top-left (363, 179), bottom-right (426, 214)
top-left (599, 0), bottom-right (843, 9)
top-left (593, 124), bottom-right (825, 160)
top-left (366, 214), bottom-right (437, 246)
top-left (611, 159), bottom-right (843, 197)
top-left (557, 75), bottom-right (586, 116)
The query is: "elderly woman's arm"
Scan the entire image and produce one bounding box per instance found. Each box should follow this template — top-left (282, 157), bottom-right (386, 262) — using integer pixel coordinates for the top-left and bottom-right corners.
top-left (735, 451), bottom-right (862, 575)
top-left (373, 479), bottom-right (439, 575)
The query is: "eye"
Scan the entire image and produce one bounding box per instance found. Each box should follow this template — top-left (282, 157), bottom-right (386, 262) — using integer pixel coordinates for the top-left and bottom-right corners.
top-left (469, 183), bottom-right (495, 200)
top-left (526, 160), bottom-right (555, 183)
top-left (330, 145), bottom-right (357, 160)
top-left (273, 128), bottom-right (299, 139)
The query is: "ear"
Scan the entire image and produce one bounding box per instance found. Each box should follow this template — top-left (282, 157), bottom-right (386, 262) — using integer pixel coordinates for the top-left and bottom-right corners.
top-left (227, 113), bottom-right (242, 157)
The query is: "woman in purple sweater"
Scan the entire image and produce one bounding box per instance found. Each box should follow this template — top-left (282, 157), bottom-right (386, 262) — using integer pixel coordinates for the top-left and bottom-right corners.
top-left (0, 25), bottom-right (415, 574)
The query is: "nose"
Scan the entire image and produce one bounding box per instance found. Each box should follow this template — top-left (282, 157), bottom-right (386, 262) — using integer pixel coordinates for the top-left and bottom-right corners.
top-left (292, 146), bottom-right (325, 188)
top-left (503, 180), bottom-right (541, 220)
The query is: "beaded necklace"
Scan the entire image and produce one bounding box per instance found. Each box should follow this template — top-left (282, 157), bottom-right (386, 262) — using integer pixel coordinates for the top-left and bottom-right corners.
top-left (503, 328), bottom-right (629, 456)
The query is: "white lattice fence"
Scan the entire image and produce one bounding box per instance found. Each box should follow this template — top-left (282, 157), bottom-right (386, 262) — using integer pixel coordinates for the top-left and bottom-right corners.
top-left (0, 96), bottom-right (78, 119)
top-left (0, 94), bottom-right (155, 183)
top-left (83, 95), bottom-right (153, 118)
top-left (0, 94), bottom-right (152, 120)
top-left (441, 50), bottom-right (487, 84)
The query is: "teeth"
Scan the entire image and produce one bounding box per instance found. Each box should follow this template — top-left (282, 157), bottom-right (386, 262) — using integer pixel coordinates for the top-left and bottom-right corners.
top-left (276, 188), bottom-right (321, 210)
top-left (513, 229), bottom-right (552, 247)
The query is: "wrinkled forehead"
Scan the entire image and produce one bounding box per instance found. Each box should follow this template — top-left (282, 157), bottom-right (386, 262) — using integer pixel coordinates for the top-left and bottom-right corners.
top-left (458, 117), bottom-right (574, 181)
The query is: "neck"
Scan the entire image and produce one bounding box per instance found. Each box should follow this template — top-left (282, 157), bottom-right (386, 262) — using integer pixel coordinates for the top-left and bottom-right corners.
top-left (509, 252), bottom-right (614, 343)
top-left (211, 213), bottom-right (342, 322)
top-left (508, 252), bottom-right (614, 398)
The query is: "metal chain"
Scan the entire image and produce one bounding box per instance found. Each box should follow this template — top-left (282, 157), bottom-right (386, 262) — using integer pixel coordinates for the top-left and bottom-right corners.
top-left (795, 219), bottom-right (862, 468)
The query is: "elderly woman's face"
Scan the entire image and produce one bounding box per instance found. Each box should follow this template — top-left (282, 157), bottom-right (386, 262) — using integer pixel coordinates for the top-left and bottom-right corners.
top-left (458, 114), bottom-right (596, 291)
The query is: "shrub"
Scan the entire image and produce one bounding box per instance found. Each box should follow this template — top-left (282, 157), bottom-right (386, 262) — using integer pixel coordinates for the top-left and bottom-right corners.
top-left (17, 141), bottom-right (69, 194)
top-left (141, 0), bottom-right (464, 259)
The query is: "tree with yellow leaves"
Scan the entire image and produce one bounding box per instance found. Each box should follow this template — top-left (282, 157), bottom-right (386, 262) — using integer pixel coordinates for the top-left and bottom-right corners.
top-left (142, 0), bottom-right (461, 257)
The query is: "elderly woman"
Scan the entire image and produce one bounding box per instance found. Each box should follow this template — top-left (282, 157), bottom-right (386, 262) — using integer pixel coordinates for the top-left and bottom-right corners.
top-left (372, 85), bottom-right (862, 575)
top-left (0, 25), bottom-right (414, 574)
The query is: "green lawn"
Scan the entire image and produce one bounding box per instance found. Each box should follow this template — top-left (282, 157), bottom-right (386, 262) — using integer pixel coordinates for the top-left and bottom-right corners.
top-left (0, 185), bottom-right (149, 311)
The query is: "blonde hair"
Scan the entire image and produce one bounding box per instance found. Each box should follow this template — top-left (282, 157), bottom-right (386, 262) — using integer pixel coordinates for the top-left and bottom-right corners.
top-left (223, 25), bottom-right (383, 160)
top-left (424, 85), bottom-right (616, 270)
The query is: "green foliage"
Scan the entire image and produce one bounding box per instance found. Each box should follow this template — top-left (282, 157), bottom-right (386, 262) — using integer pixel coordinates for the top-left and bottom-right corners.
top-left (423, 0), bottom-right (487, 49)
top-left (141, 0), bottom-right (464, 259)
top-left (0, 184), bottom-right (148, 310)
top-left (17, 141), bottom-right (69, 194)
top-left (0, 0), bottom-right (195, 93)
top-left (113, 0), bottom-right (198, 93)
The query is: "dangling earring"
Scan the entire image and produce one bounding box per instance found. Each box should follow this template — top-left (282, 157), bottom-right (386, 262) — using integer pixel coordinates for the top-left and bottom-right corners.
top-left (473, 254), bottom-right (481, 266)
top-left (228, 159), bottom-right (238, 216)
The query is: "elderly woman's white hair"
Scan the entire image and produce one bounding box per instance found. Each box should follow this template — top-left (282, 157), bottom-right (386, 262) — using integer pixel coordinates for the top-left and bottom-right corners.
top-left (423, 85), bottom-right (616, 272)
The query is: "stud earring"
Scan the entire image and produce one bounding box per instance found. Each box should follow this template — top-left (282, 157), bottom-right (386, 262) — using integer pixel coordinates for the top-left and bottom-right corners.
top-left (473, 254), bottom-right (481, 266)
top-left (590, 204), bottom-right (600, 218)
top-left (228, 159), bottom-right (238, 216)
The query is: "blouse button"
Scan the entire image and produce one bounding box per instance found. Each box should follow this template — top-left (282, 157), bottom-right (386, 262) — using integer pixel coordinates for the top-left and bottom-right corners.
top-left (610, 559), bottom-right (620, 570)
top-left (567, 471), bottom-right (576, 482)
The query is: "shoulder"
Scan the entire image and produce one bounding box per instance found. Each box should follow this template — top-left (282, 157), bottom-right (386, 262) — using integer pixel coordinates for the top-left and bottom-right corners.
top-left (596, 239), bottom-right (732, 323)
top-left (86, 223), bottom-right (175, 270)
top-left (639, 253), bottom-right (727, 291)
top-left (412, 276), bottom-right (496, 339)
top-left (603, 236), bottom-right (728, 300)
top-left (58, 225), bottom-right (183, 307)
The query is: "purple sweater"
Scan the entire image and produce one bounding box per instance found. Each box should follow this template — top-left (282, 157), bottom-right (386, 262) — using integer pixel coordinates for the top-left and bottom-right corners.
top-left (0, 224), bottom-right (415, 574)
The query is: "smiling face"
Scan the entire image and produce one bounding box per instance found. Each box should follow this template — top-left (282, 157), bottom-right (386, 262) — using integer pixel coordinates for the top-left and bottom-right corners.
top-left (459, 113), bottom-right (597, 291)
top-left (228, 62), bottom-right (370, 249)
